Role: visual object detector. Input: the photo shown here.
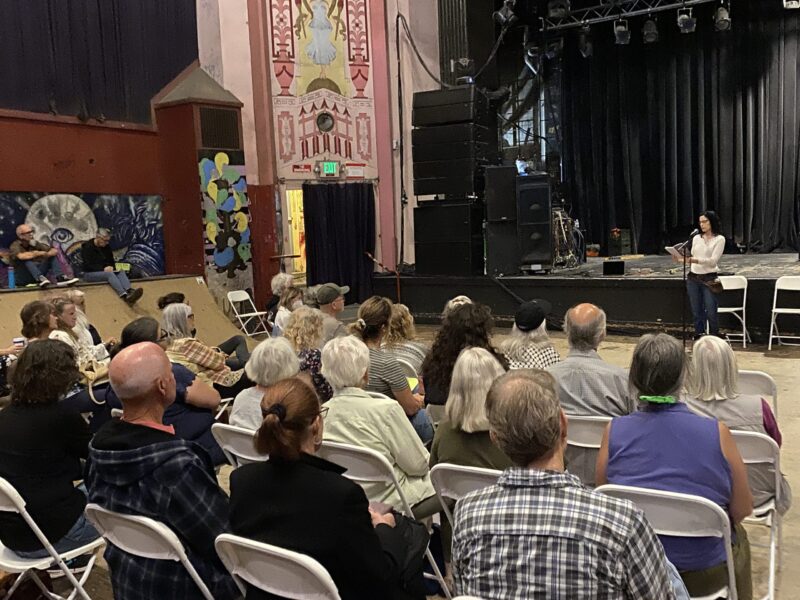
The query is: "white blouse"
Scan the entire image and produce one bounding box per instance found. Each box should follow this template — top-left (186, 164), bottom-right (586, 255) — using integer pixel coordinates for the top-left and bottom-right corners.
top-left (690, 234), bottom-right (725, 275)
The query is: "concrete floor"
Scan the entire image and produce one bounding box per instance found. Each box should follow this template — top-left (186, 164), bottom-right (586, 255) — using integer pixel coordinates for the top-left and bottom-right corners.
top-left (49, 330), bottom-right (799, 599)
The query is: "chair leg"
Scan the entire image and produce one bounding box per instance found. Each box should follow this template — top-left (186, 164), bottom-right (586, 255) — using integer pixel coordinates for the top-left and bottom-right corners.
top-left (768, 313), bottom-right (776, 351)
top-left (424, 547), bottom-right (452, 599)
top-left (768, 516), bottom-right (777, 600)
top-left (4, 569), bottom-right (32, 599)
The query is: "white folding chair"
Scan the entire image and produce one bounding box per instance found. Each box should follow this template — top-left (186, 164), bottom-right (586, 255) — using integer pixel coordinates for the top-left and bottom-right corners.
top-left (395, 358), bottom-right (418, 379)
top-left (426, 404), bottom-right (446, 428)
top-left (214, 397), bottom-right (233, 421)
top-left (429, 463), bottom-right (501, 526)
top-left (84, 503), bottom-right (214, 600)
top-left (768, 275), bottom-right (800, 350)
top-left (717, 276), bottom-right (751, 347)
top-left (596, 484), bottom-right (737, 600)
top-left (564, 415), bottom-right (612, 487)
top-left (210, 423), bottom-right (268, 468)
top-left (215, 533), bottom-right (341, 599)
top-left (731, 431), bottom-right (782, 599)
top-left (0, 478), bottom-right (104, 600)
top-left (227, 290), bottom-right (270, 337)
top-left (737, 369), bottom-right (778, 419)
top-left (317, 440), bottom-right (451, 599)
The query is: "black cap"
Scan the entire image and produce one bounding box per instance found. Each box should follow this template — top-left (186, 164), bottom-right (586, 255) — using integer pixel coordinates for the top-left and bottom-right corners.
top-left (515, 299), bottom-right (552, 332)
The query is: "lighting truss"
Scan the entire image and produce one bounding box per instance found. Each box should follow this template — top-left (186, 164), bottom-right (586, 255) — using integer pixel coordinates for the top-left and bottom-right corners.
top-left (541, 0), bottom-right (718, 32)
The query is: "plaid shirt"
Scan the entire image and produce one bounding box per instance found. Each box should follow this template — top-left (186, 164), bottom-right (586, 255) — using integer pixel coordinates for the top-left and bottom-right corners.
top-left (167, 337), bottom-right (243, 387)
top-left (506, 343), bottom-right (561, 370)
top-left (452, 468), bottom-right (675, 600)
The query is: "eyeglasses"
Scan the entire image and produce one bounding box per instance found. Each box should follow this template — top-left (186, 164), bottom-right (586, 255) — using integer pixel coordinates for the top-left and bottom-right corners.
top-left (158, 330), bottom-right (169, 342)
top-left (187, 313), bottom-right (195, 319)
top-left (260, 406), bottom-right (330, 419)
top-left (19, 229), bottom-right (34, 236)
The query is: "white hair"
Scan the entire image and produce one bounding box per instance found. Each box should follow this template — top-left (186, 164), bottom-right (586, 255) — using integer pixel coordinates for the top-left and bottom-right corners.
top-left (445, 347), bottom-right (506, 432)
top-left (321, 335), bottom-right (370, 391)
top-left (501, 322), bottom-right (551, 358)
top-left (686, 335), bottom-right (739, 401)
top-left (443, 295), bottom-right (472, 317)
top-left (245, 337), bottom-right (300, 387)
top-left (564, 305), bottom-right (606, 351)
top-left (271, 272), bottom-right (294, 295)
top-left (162, 303), bottom-right (193, 339)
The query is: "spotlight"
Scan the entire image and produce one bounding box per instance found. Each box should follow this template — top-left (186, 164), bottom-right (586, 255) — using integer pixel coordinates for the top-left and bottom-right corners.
top-left (493, 0), bottom-right (518, 26)
top-left (547, 0), bottom-right (571, 19)
top-left (578, 26), bottom-right (593, 58)
top-left (677, 8), bottom-right (696, 33)
top-left (714, 4), bottom-right (731, 31)
top-left (545, 39), bottom-right (564, 59)
top-left (643, 17), bottom-right (659, 43)
top-left (614, 19), bottom-right (631, 45)
top-left (784, 0), bottom-right (800, 8)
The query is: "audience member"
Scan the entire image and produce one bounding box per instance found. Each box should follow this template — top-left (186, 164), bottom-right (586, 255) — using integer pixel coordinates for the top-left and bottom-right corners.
top-left (321, 336), bottom-right (439, 519)
top-left (686, 335), bottom-right (791, 513)
top-left (162, 303), bottom-right (252, 396)
top-left (9, 224), bottom-right (77, 288)
top-left (421, 302), bottom-right (505, 406)
top-left (85, 342), bottom-right (238, 600)
top-left (452, 369), bottom-right (677, 599)
top-left (442, 295), bottom-right (472, 318)
top-left (351, 296), bottom-right (432, 444)
top-left (80, 228), bottom-right (143, 304)
top-left (65, 289), bottom-right (102, 345)
top-left (0, 340), bottom-right (100, 557)
top-left (318, 282), bottom-right (350, 343)
top-left (283, 306), bottom-right (333, 402)
top-left (382, 303), bottom-right (429, 375)
top-left (20, 300), bottom-right (58, 341)
top-left (265, 272), bottom-right (294, 322)
top-left (229, 337), bottom-right (300, 430)
top-left (50, 297), bottom-right (113, 365)
top-left (271, 286), bottom-right (304, 338)
top-left (597, 333), bottom-right (753, 599)
top-left (157, 292), bottom-right (185, 310)
top-left (106, 317), bottom-right (225, 465)
top-left (229, 377), bottom-right (424, 600)
top-left (501, 299), bottom-right (560, 369)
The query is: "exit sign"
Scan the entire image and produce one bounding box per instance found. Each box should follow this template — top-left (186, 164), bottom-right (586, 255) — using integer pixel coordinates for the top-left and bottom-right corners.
top-left (320, 160), bottom-right (340, 177)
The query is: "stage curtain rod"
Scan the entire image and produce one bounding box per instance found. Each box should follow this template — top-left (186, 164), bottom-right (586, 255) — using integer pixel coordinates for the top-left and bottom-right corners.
top-left (542, 0), bottom-right (717, 32)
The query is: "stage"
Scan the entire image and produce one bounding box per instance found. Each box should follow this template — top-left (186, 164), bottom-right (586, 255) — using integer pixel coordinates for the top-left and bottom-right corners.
top-left (373, 253), bottom-right (800, 344)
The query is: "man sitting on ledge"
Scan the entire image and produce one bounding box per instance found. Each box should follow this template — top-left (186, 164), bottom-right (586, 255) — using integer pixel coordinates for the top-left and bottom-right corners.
top-left (9, 224), bottom-right (78, 288)
top-left (81, 228), bottom-right (143, 304)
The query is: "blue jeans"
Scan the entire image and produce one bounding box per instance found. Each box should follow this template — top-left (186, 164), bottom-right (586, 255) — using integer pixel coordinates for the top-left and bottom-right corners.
top-left (410, 409), bottom-right (434, 445)
top-left (687, 276), bottom-right (719, 335)
top-left (15, 486), bottom-right (100, 558)
top-left (21, 256), bottom-right (63, 284)
top-left (83, 270), bottom-right (131, 296)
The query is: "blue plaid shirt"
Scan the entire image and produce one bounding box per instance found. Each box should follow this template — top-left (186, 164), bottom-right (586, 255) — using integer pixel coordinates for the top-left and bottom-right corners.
top-left (452, 468), bottom-right (676, 599)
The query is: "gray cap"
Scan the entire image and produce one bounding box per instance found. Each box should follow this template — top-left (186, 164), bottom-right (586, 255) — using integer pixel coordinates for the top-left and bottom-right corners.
top-left (317, 283), bottom-right (350, 305)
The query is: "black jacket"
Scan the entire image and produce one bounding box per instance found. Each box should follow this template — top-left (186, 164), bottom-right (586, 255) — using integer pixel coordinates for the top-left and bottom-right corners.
top-left (81, 239), bottom-right (115, 273)
top-left (229, 453), bottom-right (413, 600)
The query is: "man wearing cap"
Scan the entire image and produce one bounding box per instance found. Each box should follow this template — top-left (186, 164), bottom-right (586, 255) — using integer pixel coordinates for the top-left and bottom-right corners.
top-left (501, 299), bottom-right (561, 370)
top-left (318, 282), bottom-right (350, 344)
top-left (9, 224), bottom-right (78, 288)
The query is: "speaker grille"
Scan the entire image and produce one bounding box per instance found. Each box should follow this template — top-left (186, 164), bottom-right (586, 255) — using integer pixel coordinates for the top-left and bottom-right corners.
top-left (199, 107), bottom-right (241, 150)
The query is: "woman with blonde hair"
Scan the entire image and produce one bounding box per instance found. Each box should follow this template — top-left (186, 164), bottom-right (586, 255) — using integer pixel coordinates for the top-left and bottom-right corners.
top-left (50, 297), bottom-right (114, 365)
top-left (272, 286), bottom-right (305, 338)
top-left (283, 306), bottom-right (333, 401)
top-left (382, 304), bottom-right (429, 374)
top-left (685, 335), bottom-right (790, 514)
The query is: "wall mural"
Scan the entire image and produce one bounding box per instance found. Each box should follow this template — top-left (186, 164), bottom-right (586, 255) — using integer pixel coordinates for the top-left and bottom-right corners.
top-left (0, 193), bottom-right (164, 286)
top-left (268, 0), bottom-right (376, 180)
top-left (199, 150), bottom-right (254, 304)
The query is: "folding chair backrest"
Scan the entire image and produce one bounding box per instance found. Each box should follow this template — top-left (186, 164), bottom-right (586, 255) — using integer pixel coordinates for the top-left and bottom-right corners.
top-left (85, 503), bottom-right (214, 600)
top-left (737, 370), bottom-right (778, 417)
top-left (211, 423), bottom-right (268, 468)
top-left (0, 477), bottom-right (25, 513)
top-left (429, 463), bottom-right (501, 504)
top-left (731, 430), bottom-right (780, 495)
top-left (227, 290), bottom-right (256, 310)
top-left (719, 275), bottom-right (747, 292)
top-left (215, 534), bottom-right (341, 600)
top-left (596, 484), bottom-right (737, 599)
top-left (565, 415), bottom-right (612, 449)
top-left (774, 275), bottom-right (800, 293)
top-left (395, 358), bottom-right (418, 379)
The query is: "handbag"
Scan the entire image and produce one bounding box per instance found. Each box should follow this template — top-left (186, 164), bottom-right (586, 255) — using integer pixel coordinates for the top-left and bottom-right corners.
top-left (79, 359), bottom-right (110, 404)
top-left (391, 512), bottom-right (430, 599)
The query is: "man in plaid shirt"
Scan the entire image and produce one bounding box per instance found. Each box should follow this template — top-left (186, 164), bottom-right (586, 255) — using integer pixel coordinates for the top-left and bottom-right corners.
top-left (452, 370), bottom-right (678, 599)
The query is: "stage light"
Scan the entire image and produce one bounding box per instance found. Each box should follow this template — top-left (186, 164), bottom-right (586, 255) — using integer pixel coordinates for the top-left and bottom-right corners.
top-left (677, 8), bottom-right (696, 33)
top-left (493, 0), bottom-right (518, 26)
top-left (784, 0), bottom-right (800, 8)
top-left (578, 26), bottom-right (593, 58)
top-left (714, 4), bottom-right (731, 31)
top-left (614, 19), bottom-right (631, 45)
top-left (547, 0), bottom-right (571, 19)
top-left (642, 18), bottom-right (659, 43)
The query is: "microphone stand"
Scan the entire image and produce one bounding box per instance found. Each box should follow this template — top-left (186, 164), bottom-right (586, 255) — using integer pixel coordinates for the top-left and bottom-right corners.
top-left (676, 231), bottom-right (697, 348)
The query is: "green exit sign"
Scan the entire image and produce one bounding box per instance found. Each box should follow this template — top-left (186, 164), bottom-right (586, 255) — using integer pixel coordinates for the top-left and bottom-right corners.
top-left (321, 161), bottom-right (339, 177)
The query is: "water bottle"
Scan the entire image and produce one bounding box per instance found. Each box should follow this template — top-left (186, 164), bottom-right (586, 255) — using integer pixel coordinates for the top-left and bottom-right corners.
top-left (7, 266), bottom-right (14, 289)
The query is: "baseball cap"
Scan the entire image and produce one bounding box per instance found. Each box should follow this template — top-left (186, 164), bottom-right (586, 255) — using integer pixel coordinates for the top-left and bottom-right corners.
top-left (515, 299), bottom-right (552, 332)
top-left (317, 283), bottom-right (350, 305)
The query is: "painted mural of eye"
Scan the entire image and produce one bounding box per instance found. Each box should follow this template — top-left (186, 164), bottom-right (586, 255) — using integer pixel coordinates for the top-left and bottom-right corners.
top-left (50, 227), bottom-right (74, 244)
top-left (26, 194), bottom-right (97, 248)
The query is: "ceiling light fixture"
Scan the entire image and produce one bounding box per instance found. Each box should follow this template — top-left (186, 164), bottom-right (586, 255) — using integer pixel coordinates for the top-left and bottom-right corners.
top-left (677, 8), bottom-right (696, 33)
top-left (714, 3), bottom-right (731, 31)
top-left (578, 25), bottom-right (593, 58)
top-left (614, 19), bottom-right (631, 45)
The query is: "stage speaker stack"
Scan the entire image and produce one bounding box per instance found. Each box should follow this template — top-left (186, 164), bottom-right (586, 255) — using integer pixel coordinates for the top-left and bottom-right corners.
top-left (485, 165), bottom-right (520, 276)
top-left (413, 201), bottom-right (484, 276)
top-left (517, 175), bottom-right (553, 271)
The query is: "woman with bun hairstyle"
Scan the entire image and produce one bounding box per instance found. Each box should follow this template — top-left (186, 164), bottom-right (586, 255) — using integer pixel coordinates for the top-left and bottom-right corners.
top-left (228, 377), bottom-right (424, 600)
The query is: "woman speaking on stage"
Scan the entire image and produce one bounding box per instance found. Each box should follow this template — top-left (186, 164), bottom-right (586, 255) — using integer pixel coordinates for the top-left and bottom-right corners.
top-left (678, 211), bottom-right (725, 339)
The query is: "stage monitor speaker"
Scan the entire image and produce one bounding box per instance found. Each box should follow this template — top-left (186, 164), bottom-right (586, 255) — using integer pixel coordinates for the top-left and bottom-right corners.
top-left (486, 221), bottom-right (519, 276)
top-left (603, 260), bottom-right (625, 275)
top-left (414, 201), bottom-right (484, 275)
top-left (517, 176), bottom-right (552, 267)
top-left (485, 166), bottom-right (518, 222)
top-left (517, 176), bottom-right (551, 224)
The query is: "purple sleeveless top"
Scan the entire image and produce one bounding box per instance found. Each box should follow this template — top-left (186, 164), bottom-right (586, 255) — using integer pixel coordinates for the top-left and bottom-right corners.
top-left (607, 403), bottom-right (732, 571)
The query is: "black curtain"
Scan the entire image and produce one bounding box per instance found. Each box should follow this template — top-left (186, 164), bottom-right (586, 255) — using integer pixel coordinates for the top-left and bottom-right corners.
top-left (561, 0), bottom-right (800, 254)
top-left (0, 0), bottom-right (197, 124)
top-left (303, 182), bottom-right (376, 302)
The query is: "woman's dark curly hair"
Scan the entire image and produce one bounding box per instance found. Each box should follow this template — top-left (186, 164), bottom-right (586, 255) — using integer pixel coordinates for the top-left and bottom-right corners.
top-left (157, 292), bottom-right (186, 310)
top-left (20, 301), bottom-right (55, 340)
top-left (421, 302), bottom-right (505, 393)
top-left (11, 339), bottom-right (80, 405)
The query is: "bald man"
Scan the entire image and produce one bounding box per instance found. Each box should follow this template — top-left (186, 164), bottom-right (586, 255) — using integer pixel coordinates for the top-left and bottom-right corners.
top-left (85, 343), bottom-right (238, 600)
top-left (546, 303), bottom-right (634, 485)
top-left (9, 224), bottom-right (78, 288)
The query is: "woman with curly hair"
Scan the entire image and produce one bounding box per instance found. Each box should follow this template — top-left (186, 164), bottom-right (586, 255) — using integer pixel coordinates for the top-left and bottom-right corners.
top-left (421, 302), bottom-right (506, 406)
top-left (20, 300), bottom-right (58, 341)
top-left (0, 339), bottom-right (100, 557)
top-left (382, 304), bottom-right (429, 375)
top-left (283, 306), bottom-right (333, 402)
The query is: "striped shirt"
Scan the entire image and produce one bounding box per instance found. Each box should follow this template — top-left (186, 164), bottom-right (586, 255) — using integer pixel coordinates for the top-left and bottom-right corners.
top-left (365, 348), bottom-right (409, 398)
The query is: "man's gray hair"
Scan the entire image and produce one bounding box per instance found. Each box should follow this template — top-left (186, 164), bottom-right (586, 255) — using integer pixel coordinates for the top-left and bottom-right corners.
top-left (446, 347), bottom-right (505, 433)
top-left (245, 337), bottom-right (300, 387)
top-left (271, 272), bottom-right (294, 296)
top-left (486, 370), bottom-right (562, 466)
top-left (96, 227), bottom-right (112, 239)
top-left (321, 335), bottom-right (370, 391)
top-left (162, 303), bottom-right (193, 339)
top-left (686, 334), bottom-right (738, 401)
top-left (629, 333), bottom-right (685, 399)
top-left (501, 321), bottom-right (551, 357)
top-left (564, 305), bottom-right (606, 351)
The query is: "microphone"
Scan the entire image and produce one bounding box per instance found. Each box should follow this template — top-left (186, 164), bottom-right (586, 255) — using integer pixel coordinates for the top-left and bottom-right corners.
top-left (689, 228), bottom-right (700, 237)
